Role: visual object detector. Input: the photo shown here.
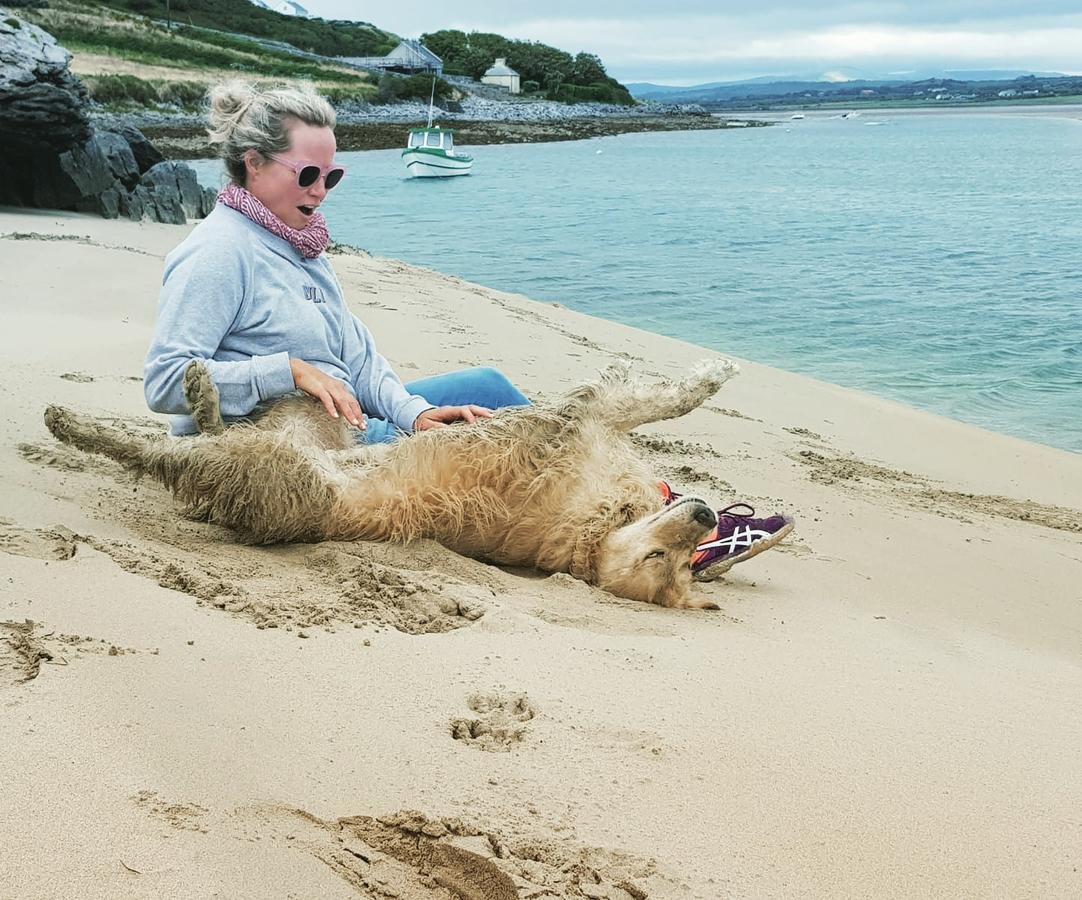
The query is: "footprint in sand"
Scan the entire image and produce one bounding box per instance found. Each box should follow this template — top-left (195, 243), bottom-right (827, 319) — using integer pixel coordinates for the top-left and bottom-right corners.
top-left (251, 806), bottom-right (652, 900)
top-left (131, 790), bottom-right (209, 834)
top-left (0, 620), bottom-right (52, 688)
top-left (450, 692), bottom-right (536, 752)
top-left (0, 619), bottom-right (136, 690)
top-left (784, 425), bottom-right (826, 441)
top-left (0, 522), bottom-right (77, 560)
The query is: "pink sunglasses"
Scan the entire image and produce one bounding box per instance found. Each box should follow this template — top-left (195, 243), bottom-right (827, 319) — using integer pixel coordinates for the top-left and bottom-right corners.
top-left (266, 154), bottom-right (347, 190)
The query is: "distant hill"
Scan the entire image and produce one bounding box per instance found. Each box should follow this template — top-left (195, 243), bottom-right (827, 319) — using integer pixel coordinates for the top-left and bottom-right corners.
top-left (628, 69), bottom-right (1070, 104)
top-left (624, 82), bottom-right (728, 96)
top-left (630, 78), bottom-right (904, 103)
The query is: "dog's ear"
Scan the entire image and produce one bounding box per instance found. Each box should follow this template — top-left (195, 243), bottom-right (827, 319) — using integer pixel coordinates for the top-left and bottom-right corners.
top-left (569, 502), bottom-right (637, 583)
top-left (569, 537), bottom-right (597, 583)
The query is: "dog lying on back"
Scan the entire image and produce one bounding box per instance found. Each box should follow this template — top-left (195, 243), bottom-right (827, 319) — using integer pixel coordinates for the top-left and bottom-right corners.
top-left (45, 359), bottom-right (740, 609)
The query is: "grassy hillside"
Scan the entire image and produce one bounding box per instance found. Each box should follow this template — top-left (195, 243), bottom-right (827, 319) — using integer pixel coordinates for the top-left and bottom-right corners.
top-left (16, 1), bottom-right (635, 111)
top-left (67, 0), bottom-right (398, 56)
top-left (20, 0), bottom-right (379, 110)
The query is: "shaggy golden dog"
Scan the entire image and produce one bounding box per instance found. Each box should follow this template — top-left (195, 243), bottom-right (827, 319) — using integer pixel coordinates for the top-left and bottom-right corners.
top-left (44, 359), bottom-right (741, 609)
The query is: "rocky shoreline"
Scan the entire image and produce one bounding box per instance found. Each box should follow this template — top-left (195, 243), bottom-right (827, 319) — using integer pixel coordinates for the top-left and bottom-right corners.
top-left (96, 90), bottom-right (768, 158)
top-left (135, 113), bottom-right (762, 158)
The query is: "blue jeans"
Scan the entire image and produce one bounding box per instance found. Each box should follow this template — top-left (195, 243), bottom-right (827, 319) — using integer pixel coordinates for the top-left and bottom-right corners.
top-left (362, 366), bottom-right (530, 443)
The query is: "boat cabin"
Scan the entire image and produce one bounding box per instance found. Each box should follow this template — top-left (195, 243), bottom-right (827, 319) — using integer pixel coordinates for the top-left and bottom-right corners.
top-left (407, 127), bottom-right (456, 153)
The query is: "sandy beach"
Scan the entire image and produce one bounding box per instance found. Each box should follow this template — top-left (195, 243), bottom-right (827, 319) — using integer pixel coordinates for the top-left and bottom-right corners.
top-left (1, 208), bottom-right (1080, 898)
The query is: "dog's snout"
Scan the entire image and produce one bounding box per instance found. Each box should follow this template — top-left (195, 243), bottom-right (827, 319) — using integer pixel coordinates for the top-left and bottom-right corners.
top-left (693, 503), bottom-right (717, 529)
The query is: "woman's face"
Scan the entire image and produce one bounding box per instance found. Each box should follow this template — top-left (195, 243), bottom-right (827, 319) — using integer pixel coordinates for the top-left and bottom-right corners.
top-left (245, 121), bottom-right (338, 230)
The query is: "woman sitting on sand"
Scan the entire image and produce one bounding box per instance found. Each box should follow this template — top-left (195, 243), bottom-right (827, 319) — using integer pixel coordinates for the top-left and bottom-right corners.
top-left (142, 80), bottom-right (793, 577)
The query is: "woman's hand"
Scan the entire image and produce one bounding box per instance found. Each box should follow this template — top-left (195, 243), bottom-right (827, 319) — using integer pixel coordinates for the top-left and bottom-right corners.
top-left (413, 405), bottom-right (494, 431)
top-left (289, 358), bottom-right (364, 429)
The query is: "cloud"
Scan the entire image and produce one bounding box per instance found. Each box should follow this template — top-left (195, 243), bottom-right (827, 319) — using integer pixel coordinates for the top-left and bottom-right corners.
top-left (466, 16), bottom-right (1082, 80)
top-left (302, 2), bottom-right (1082, 82)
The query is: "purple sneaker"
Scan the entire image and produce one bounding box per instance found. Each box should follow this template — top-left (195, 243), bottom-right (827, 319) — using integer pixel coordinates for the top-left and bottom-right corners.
top-left (658, 481), bottom-right (795, 579)
top-left (690, 504), bottom-right (795, 579)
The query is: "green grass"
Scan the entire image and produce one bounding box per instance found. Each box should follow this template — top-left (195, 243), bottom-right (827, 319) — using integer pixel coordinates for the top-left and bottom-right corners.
top-left (23, 1), bottom-right (376, 87)
top-left (74, 0), bottom-right (398, 57)
top-left (47, 23), bottom-right (368, 81)
top-left (83, 73), bottom-right (208, 108)
top-left (82, 72), bottom-right (374, 111)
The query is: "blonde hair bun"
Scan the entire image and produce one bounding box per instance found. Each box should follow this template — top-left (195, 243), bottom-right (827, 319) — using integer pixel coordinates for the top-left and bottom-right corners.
top-left (206, 80), bottom-right (336, 185)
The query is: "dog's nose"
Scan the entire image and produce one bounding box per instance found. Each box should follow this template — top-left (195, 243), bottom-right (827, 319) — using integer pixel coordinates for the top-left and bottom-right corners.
top-left (693, 503), bottom-right (717, 529)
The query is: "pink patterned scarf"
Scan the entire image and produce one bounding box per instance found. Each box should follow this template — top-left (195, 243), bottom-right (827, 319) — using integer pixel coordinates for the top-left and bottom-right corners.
top-left (217, 182), bottom-right (330, 259)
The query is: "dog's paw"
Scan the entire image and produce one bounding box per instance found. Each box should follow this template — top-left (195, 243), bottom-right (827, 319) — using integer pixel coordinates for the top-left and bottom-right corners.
top-left (688, 358), bottom-right (740, 389)
top-left (183, 360), bottom-right (225, 436)
top-left (599, 359), bottom-right (633, 383)
top-left (682, 597), bottom-right (721, 610)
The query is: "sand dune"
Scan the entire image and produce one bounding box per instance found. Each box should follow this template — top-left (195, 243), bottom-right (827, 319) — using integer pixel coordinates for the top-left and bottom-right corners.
top-left (1, 209), bottom-right (1080, 898)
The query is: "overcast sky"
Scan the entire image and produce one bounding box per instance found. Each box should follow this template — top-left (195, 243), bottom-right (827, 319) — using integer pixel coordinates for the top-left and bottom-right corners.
top-left (299, 1), bottom-right (1082, 84)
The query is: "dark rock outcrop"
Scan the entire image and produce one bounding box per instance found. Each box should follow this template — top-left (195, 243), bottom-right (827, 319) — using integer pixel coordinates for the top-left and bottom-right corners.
top-left (97, 130), bottom-right (141, 190)
top-left (113, 122), bottom-right (165, 174)
top-left (0, 12), bottom-right (89, 152)
top-left (132, 161), bottom-right (217, 224)
top-left (0, 14), bottom-right (209, 222)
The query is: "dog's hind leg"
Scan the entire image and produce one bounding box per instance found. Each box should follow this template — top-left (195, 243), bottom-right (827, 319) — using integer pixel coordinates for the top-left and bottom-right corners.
top-left (44, 405), bottom-right (156, 472)
top-left (183, 359), bottom-right (225, 435)
top-left (44, 406), bottom-right (336, 543)
top-left (590, 359), bottom-right (741, 432)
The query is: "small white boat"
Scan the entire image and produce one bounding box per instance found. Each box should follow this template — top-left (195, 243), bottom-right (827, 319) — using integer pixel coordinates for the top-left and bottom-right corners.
top-left (402, 79), bottom-right (473, 178)
top-left (402, 126), bottom-right (473, 177)
top-left (790, 113), bottom-right (805, 120)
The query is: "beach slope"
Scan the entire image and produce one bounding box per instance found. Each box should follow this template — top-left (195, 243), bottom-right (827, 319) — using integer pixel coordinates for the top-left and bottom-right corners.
top-left (1, 210), bottom-right (1080, 898)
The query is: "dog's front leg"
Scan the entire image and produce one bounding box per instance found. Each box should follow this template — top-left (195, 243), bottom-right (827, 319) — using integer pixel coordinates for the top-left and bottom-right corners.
top-left (183, 360), bottom-right (225, 435)
top-left (677, 595), bottom-right (721, 611)
top-left (600, 359), bottom-right (740, 432)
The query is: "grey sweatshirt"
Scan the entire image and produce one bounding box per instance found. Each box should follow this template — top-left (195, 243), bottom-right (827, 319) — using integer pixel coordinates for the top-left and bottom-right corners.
top-left (144, 205), bottom-right (433, 436)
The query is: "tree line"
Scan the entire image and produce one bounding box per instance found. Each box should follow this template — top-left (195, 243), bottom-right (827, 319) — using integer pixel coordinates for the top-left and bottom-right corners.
top-left (420, 29), bottom-right (634, 105)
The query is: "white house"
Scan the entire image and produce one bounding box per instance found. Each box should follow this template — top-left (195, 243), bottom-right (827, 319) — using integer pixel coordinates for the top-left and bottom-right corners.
top-left (481, 58), bottom-right (520, 94)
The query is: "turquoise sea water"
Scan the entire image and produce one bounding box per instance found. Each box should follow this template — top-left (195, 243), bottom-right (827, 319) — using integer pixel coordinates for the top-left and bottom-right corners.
top-left (190, 110), bottom-right (1082, 453)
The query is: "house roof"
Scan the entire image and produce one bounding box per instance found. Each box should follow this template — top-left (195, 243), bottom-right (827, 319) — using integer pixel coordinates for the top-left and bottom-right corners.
top-left (392, 39), bottom-right (442, 66)
top-left (484, 60), bottom-right (519, 77)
